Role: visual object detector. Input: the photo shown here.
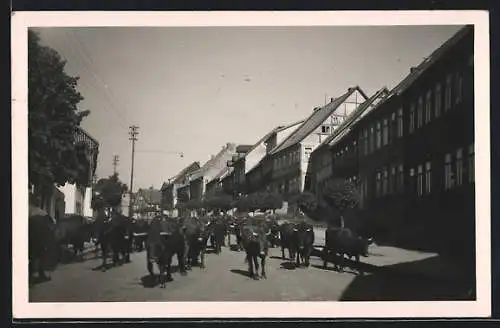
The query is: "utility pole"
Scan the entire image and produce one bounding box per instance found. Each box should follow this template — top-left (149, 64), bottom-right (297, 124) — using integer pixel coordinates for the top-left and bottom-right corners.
top-left (112, 154), bottom-right (119, 175)
top-left (128, 125), bottom-right (139, 218)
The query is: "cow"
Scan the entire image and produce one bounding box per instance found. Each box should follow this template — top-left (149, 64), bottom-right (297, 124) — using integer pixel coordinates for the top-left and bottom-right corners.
top-left (131, 219), bottom-right (150, 252)
top-left (211, 218), bottom-right (227, 255)
top-left (240, 224), bottom-right (270, 280)
top-left (291, 221), bottom-right (315, 267)
top-left (55, 214), bottom-right (93, 261)
top-left (322, 226), bottom-right (372, 275)
top-left (266, 219), bottom-right (281, 248)
top-left (29, 213), bottom-right (58, 283)
top-left (279, 222), bottom-right (296, 260)
top-left (94, 212), bottom-right (133, 270)
top-left (146, 216), bottom-right (188, 287)
top-left (183, 217), bottom-right (210, 269)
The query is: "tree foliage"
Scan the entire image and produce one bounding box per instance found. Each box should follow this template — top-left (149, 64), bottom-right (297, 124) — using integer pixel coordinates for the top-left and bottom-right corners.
top-left (296, 179), bottom-right (361, 228)
top-left (259, 191), bottom-right (284, 212)
top-left (92, 173), bottom-right (128, 209)
top-left (28, 30), bottom-right (91, 195)
top-left (204, 193), bottom-right (234, 212)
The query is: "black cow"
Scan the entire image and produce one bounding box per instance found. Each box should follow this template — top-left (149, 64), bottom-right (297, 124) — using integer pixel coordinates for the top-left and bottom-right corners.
top-left (279, 222), bottom-right (296, 260)
top-left (241, 224), bottom-right (269, 280)
top-left (183, 217), bottom-right (210, 269)
top-left (29, 214), bottom-right (58, 283)
top-left (55, 215), bottom-right (93, 261)
top-left (211, 218), bottom-right (227, 255)
top-left (146, 217), bottom-right (187, 287)
top-left (132, 219), bottom-right (149, 252)
top-left (95, 213), bottom-right (133, 270)
top-left (266, 220), bottom-right (281, 248)
top-left (322, 226), bottom-right (372, 275)
top-left (291, 221), bottom-right (315, 267)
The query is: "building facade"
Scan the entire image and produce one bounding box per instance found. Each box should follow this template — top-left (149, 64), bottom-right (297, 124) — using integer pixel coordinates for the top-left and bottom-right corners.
top-left (160, 161), bottom-right (200, 217)
top-left (268, 86), bottom-right (367, 213)
top-left (305, 26), bottom-right (475, 266)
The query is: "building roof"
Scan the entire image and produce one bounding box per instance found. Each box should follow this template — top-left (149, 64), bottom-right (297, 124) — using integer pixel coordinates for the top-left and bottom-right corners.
top-left (388, 25), bottom-right (471, 99)
top-left (270, 86), bottom-right (367, 155)
top-left (189, 143), bottom-right (237, 181)
top-left (242, 119), bottom-right (305, 161)
top-left (316, 86), bottom-right (390, 150)
top-left (207, 165), bottom-right (234, 186)
top-left (161, 161), bottom-right (200, 191)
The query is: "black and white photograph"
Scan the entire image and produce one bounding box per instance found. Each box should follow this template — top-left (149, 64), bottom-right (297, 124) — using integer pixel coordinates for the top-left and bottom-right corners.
top-left (12, 11), bottom-right (490, 318)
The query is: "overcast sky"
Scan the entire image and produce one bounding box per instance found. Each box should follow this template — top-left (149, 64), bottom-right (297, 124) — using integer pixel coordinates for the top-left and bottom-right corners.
top-left (33, 25), bottom-right (462, 191)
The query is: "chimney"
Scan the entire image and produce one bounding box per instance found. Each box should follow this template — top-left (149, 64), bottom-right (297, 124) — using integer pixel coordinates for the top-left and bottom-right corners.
top-left (410, 67), bottom-right (417, 73)
top-left (330, 97), bottom-right (335, 103)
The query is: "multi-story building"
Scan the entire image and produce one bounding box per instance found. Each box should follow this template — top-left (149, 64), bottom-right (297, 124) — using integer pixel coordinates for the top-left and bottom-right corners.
top-left (56, 127), bottom-right (99, 219)
top-left (188, 143), bottom-right (238, 204)
top-left (305, 26), bottom-right (475, 266)
top-left (160, 161), bottom-right (200, 217)
top-left (265, 86), bottom-right (367, 213)
top-left (241, 121), bottom-right (304, 195)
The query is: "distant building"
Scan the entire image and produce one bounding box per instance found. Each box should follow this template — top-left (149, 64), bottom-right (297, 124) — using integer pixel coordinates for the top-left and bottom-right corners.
top-left (30, 126), bottom-right (99, 220)
top-left (133, 186), bottom-right (162, 219)
top-left (188, 143), bottom-right (238, 206)
top-left (160, 161), bottom-right (201, 217)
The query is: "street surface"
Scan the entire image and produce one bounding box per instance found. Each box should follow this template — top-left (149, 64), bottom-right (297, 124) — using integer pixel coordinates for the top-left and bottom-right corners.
top-left (29, 227), bottom-right (469, 302)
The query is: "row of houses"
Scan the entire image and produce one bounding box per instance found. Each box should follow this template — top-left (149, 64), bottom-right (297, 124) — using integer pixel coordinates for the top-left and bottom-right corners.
top-left (160, 26), bottom-right (475, 258)
top-left (29, 126), bottom-right (100, 220)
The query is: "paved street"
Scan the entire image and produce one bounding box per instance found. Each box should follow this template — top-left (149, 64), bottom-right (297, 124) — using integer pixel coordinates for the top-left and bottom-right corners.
top-left (29, 228), bottom-right (470, 302)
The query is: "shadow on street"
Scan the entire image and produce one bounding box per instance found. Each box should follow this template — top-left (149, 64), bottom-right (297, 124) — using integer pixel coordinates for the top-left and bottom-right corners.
top-left (230, 268), bottom-right (251, 278)
top-left (279, 261), bottom-right (297, 270)
top-left (339, 256), bottom-right (475, 301)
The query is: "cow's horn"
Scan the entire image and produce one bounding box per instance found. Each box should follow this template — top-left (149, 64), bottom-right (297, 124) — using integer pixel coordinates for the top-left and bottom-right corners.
top-left (266, 230), bottom-right (271, 235)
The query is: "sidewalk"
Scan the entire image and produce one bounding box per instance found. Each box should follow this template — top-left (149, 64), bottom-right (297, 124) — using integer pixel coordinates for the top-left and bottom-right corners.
top-left (313, 244), bottom-right (472, 284)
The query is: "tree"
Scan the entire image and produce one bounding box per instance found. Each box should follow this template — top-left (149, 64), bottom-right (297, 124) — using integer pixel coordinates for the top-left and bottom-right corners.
top-left (28, 30), bottom-right (91, 204)
top-left (92, 173), bottom-right (128, 210)
top-left (299, 179), bottom-right (361, 228)
top-left (259, 191), bottom-right (284, 213)
top-left (204, 193), bottom-right (234, 214)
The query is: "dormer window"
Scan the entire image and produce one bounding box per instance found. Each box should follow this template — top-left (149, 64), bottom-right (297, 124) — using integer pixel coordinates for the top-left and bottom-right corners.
top-left (321, 125), bottom-right (330, 134)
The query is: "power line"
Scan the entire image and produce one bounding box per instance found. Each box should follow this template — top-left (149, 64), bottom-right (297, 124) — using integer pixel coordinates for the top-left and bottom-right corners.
top-left (128, 125), bottom-right (139, 217)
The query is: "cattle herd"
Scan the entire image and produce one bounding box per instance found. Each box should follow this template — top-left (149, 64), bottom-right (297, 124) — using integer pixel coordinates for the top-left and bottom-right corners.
top-left (29, 211), bottom-right (374, 289)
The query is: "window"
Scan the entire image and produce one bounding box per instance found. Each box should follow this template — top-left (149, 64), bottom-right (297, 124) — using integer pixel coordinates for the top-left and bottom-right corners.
top-left (417, 96), bottom-right (423, 128)
top-left (425, 90), bottom-right (432, 123)
top-left (390, 112), bottom-right (396, 142)
top-left (321, 125), bottom-right (330, 133)
top-left (397, 164), bottom-right (404, 192)
top-left (445, 74), bottom-right (452, 110)
top-left (363, 128), bottom-right (368, 156)
top-left (456, 148), bottom-right (463, 186)
top-left (435, 83), bottom-right (442, 118)
top-left (425, 161), bottom-right (432, 194)
top-left (382, 118), bottom-right (389, 146)
top-left (397, 108), bottom-right (403, 137)
top-left (382, 168), bottom-right (388, 196)
top-left (390, 166), bottom-right (396, 194)
top-left (417, 165), bottom-right (424, 197)
top-left (410, 168), bottom-right (416, 195)
top-left (369, 124), bottom-right (375, 153)
top-left (409, 103), bottom-right (415, 133)
top-left (375, 171), bottom-right (382, 197)
top-left (444, 153), bottom-right (453, 190)
top-left (376, 122), bottom-right (381, 149)
top-left (468, 144), bottom-right (475, 183)
top-left (358, 132), bottom-right (364, 157)
top-left (304, 147), bottom-right (312, 159)
top-left (274, 158), bottom-right (278, 170)
top-left (455, 72), bottom-right (463, 104)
